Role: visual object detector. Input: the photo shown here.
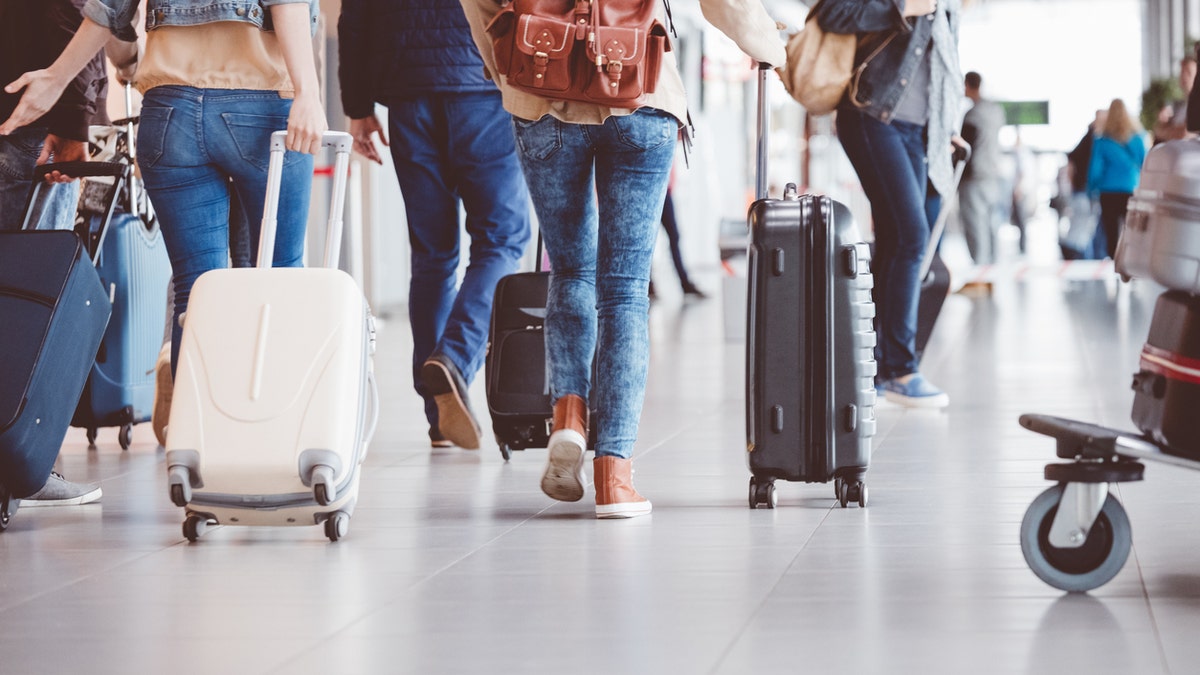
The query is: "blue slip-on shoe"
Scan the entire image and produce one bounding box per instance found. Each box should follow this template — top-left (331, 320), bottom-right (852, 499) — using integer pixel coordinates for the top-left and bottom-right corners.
top-left (882, 373), bottom-right (950, 409)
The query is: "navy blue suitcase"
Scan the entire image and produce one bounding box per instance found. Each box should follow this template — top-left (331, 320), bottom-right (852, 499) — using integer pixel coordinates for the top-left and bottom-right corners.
top-left (70, 205), bottom-right (171, 449)
top-left (0, 230), bottom-right (110, 522)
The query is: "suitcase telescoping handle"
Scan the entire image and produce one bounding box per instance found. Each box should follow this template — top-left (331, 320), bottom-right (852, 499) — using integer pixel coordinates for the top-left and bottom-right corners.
top-left (23, 161), bottom-right (127, 268)
top-left (755, 62), bottom-right (772, 201)
top-left (260, 130), bottom-right (353, 270)
top-left (917, 142), bottom-right (972, 282)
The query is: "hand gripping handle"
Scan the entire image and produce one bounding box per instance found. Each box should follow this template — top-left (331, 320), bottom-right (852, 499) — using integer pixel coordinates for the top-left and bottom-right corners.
top-left (259, 131), bottom-right (354, 269)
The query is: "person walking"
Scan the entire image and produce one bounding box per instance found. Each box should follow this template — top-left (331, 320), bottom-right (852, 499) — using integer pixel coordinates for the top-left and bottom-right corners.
top-left (338, 0), bottom-right (532, 451)
top-left (458, 0), bottom-right (785, 517)
top-left (815, 0), bottom-right (967, 409)
top-left (1, 0), bottom-right (329, 382)
top-left (1087, 98), bottom-right (1146, 259)
top-left (958, 70), bottom-right (1005, 266)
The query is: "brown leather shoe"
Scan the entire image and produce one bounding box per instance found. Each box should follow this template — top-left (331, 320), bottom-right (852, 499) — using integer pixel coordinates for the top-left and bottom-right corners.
top-left (540, 394), bottom-right (588, 502)
top-left (593, 456), bottom-right (652, 519)
top-left (421, 354), bottom-right (481, 450)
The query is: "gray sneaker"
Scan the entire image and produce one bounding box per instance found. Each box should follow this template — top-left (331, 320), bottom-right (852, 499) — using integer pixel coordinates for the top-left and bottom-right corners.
top-left (22, 472), bottom-right (102, 507)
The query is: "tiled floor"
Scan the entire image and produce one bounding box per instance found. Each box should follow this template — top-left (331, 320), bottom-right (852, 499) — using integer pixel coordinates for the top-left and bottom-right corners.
top-left (2, 263), bottom-right (1195, 674)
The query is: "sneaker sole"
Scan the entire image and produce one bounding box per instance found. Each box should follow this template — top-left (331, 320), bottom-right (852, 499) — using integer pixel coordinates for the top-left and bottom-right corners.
top-left (883, 390), bottom-right (950, 409)
top-left (422, 361), bottom-right (482, 450)
top-left (596, 501), bottom-right (653, 519)
top-left (541, 429), bottom-right (586, 502)
top-left (19, 487), bottom-right (102, 507)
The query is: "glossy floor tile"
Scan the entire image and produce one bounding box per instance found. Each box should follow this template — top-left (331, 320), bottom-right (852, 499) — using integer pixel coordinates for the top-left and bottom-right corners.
top-left (2, 263), bottom-right (1196, 674)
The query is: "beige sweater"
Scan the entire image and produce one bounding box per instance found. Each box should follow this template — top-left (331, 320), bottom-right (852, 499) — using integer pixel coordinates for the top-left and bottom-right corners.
top-left (458, 0), bottom-right (786, 125)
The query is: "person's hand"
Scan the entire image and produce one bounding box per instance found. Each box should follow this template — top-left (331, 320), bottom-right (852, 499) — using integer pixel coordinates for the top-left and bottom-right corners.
top-left (0, 69), bottom-right (73, 135)
top-left (349, 115), bottom-right (388, 165)
top-left (285, 90), bottom-right (327, 155)
top-left (950, 134), bottom-right (971, 162)
top-left (38, 134), bottom-right (88, 183)
top-left (902, 0), bottom-right (937, 17)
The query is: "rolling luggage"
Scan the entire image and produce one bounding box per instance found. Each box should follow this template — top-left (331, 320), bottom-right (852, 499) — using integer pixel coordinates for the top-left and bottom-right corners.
top-left (165, 131), bottom-right (378, 542)
top-left (69, 156), bottom-right (171, 449)
top-left (746, 64), bottom-right (877, 509)
top-left (912, 146), bottom-right (970, 363)
top-left (1117, 138), bottom-right (1200, 292)
top-left (0, 164), bottom-right (117, 528)
top-left (1131, 292), bottom-right (1200, 456)
top-left (486, 236), bottom-right (597, 460)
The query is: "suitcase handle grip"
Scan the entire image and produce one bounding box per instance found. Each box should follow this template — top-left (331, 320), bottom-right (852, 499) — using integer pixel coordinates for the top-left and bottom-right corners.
top-left (32, 161), bottom-right (125, 181)
top-left (755, 62), bottom-right (771, 201)
top-left (259, 131), bottom-right (354, 270)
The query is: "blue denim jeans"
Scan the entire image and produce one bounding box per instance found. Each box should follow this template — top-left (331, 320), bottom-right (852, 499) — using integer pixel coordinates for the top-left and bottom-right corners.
top-left (836, 107), bottom-right (929, 380)
top-left (136, 86), bottom-right (313, 371)
top-left (0, 126), bottom-right (79, 232)
top-left (512, 108), bottom-right (676, 458)
top-left (386, 91), bottom-right (531, 427)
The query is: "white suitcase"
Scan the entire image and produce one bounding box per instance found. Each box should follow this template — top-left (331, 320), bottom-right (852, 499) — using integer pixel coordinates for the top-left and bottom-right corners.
top-left (1117, 138), bottom-right (1200, 292)
top-left (165, 131), bottom-right (378, 542)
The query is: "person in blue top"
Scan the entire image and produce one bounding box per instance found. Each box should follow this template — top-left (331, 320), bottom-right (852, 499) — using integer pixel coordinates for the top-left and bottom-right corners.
top-left (1087, 98), bottom-right (1147, 259)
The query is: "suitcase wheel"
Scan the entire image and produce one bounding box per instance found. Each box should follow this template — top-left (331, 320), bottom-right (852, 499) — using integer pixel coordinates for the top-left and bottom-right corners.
top-left (499, 443), bottom-right (512, 461)
top-left (86, 428), bottom-right (98, 447)
top-left (118, 424), bottom-right (132, 450)
top-left (183, 514), bottom-right (210, 542)
top-left (0, 491), bottom-right (13, 532)
top-left (324, 511), bottom-right (350, 542)
top-left (748, 476), bottom-right (777, 509)
top-left (838, 480), bottom-right (867, 508)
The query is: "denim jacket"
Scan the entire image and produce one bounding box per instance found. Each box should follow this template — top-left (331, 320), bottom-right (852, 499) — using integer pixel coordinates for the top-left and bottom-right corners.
top-left (83, 0), bottom-right (318, 43)
top-left (815, 0), bottom-right (950, 123)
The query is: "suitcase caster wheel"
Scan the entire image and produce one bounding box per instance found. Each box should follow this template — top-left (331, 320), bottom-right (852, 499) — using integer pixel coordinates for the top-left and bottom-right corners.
top-left (183, 514), bottom-right (208, 542)
top-left (169, 483), bottom-right (189, 508)
top-left (857, 484), bottom-right (868, 508)
top-left (749, 477), bottom-right (776, 509)
top-left (118, 424), bottom-right (132, 450)
top-left (499, 443), bottom-right (512, 461)
top-left (833, 477), bottom-right (844, 500)
top-left (325, 512), bottom-right (350, 542)
top-left (86, 428), bottom-right (97, 447)
top-left (762, 482), bottom-right (777, 509)
top-left (839, 481), bottom-right (866, 508)
top-left (1019, 485), bottom-right (1131, 592)
top-left (0, 492), bottom-right (13, 532)
top-left (838, 482), bottom-right (850, 508)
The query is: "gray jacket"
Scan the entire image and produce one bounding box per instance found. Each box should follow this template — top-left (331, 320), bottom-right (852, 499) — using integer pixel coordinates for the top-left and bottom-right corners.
top-left (83, 0), bottom-right (317, 42)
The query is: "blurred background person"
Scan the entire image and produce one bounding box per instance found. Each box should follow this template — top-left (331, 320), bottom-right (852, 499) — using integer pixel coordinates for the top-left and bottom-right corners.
top-left (1087, 98), bottom-right (1146, 259)
top-left (958, 70), bottom-right (1005, 266)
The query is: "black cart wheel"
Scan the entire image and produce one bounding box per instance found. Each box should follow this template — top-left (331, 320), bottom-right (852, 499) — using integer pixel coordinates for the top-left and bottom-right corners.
top-left (763, 482), bottom-right (778, 509)
top-left (499, 443), bottom-right (512, 461)
top-left (170, 483), bottom-right (187, 508)
top-left (118, 424), bottom-right (133, 450)
top-left (838, 481), bottom-right (850, 508)
top-left (86, 428), bottom-right (97, 446)
top-left (858, 484), bottom-right (869, 508)
top-left (833, 477), bottom-right (844, 500)
top-left (1020, 485), bottom-right (1132, 592)
top-left (325, 511), bottom-right (350, 542)
top-left (748, 476), bottom-right (760, 509)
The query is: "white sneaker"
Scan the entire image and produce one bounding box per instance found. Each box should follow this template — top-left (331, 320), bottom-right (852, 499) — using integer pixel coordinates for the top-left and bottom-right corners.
top-left (541, 428), bottom-right (587, 502)
top-left (22, 472), bottom-right (102, 507)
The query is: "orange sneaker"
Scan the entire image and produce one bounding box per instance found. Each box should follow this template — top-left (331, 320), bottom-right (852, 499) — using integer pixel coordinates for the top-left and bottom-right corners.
top-left (540, 394), bottom-right (588, 502)
top-left (593, 456), bottom-right (652, 519)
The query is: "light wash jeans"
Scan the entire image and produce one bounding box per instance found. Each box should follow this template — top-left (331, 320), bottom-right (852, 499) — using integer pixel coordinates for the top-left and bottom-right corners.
top-left (136, 86), bottom-right (313, 372)
top-left (511, 108), bottom-right (676, 459)
top-left (0, 126), bottom-right (79, 232)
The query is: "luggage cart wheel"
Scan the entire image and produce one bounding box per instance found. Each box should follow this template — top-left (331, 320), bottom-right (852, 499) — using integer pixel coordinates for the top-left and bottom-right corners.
top-left (183, 514), bottom-right (208, 542)
top-left (1019, 484), bottom-right (1132, 592)
top-left (325, 512), bottom-right (350, 542)
top-left (499, 443), bottom-right (512, 461)
top-left (118, 424), bottom-right (132, 450)
top-left (86, 428), bottom-right (97, 447)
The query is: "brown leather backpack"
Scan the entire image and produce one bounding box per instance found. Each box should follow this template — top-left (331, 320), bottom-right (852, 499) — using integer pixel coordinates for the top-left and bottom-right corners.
top-left (486, 0), bottom-right (670, 108)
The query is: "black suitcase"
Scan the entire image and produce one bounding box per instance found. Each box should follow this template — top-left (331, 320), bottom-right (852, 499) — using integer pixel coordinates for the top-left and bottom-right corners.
top-left (1131, 290), bottom-right (1200, 456)
top-left (485, 237), bottom-right (596, 460)
top-left (745, 65), bottom-right (877, 509)
top-left (0, 229), bottom-right (110, 526)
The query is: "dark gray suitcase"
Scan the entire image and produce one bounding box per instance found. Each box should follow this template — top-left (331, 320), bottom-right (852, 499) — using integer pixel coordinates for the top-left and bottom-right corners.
top-left (1131, 290), bottom-right (1200, 456)
top-left (745, 65), bottom-right (876, 509)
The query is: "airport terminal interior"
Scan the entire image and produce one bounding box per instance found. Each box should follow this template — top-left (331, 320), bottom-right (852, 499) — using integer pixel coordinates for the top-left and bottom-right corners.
top-left (8, 0), bottom-right (1200, 673)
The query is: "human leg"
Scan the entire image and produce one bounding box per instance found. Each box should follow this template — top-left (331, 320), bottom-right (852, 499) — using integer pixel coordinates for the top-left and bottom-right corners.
top-left (385, 98), bottom-right (479, 447)
top-left (836, 108), bottom-right (948, 407)
top-left (0, 126), bottom-right (46, 230)
top-left (1099, 192), bottom-right (1130, 259)
top-left (958, 178), bottom-right (994, 265)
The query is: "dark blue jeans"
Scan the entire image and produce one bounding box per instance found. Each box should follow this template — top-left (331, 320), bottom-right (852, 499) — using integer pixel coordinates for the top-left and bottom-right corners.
top-left (386, 91), bottom-right (531, 427)
top-left (511, 108), bottom-right (676, 458)
top-left (837, 107), bottom-right (930, 380)
top-left (0, 125), bottom-right (78, 232)
top-left (136, 86), bottom-right (313, 372)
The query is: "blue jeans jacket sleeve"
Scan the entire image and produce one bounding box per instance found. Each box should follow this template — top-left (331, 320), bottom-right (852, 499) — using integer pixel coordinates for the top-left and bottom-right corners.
top-left (82, 0), bottom-right (139, 42)
top-left (815, 0), bottom-right (910, 34)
